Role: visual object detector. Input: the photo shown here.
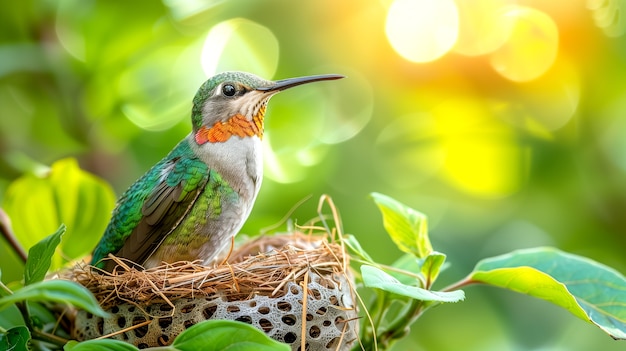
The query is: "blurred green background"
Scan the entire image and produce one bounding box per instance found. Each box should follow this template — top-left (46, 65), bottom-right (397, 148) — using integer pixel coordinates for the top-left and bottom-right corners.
top-left (2, 0), bottom-right (626, 349)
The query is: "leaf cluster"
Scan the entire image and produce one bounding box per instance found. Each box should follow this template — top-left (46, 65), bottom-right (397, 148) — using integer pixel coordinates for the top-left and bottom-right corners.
top-left (346, 193), bottom-right (626, 350)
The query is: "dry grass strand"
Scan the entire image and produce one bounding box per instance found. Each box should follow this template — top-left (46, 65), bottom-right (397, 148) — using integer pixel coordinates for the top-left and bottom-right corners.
top-left (67, 232), bottom-right (347, 311)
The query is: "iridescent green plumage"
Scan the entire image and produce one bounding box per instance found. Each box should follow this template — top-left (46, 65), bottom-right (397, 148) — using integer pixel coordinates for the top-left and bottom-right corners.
top-left (91, 71), bottom-right (343, 271)
top-left (92, 140), bottom-right (209, 269)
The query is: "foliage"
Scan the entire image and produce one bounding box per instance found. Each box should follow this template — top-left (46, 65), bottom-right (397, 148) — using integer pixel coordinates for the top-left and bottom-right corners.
top-left (345, 193), bottom-right (626, 350)
top-left (0, 326), bottom-right (29, 351)
top-left (24, 225), bottom-right (65, 286)
top-left (1, 158), bottom-right (116, 282)
top-left (370, 193), bottom-right (431, 259)
top-left (0, 224), bottom-right (107, 350)
top-left (166, 320), bottom-right (290, 351)
top-left (468, 248), bottom-right (626, 339)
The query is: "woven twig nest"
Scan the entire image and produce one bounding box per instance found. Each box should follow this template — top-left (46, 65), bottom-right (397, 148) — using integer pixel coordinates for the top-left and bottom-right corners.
top-left (67, 232), bottom-right (359, 350)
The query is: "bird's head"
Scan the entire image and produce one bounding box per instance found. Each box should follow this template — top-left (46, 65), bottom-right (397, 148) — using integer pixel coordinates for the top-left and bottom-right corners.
top-left (190, 71), bottom-right (343, 145)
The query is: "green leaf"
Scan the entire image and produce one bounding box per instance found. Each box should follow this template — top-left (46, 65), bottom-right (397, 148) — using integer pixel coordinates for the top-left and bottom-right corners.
top-left (469, 247), bottom-right (626, 339)
top-left (0, 305), bottom-right (25, 329)
top-left (0, 279), bottom-right (107, 318)
top-left (0, 325), bottom-right (30, 351)
top-left (64, 339), bottom-right (139, 351)
top-left (389, 253), bottom-right (423, 286)
top-left (24, 224), bottom-right (66, 285)
top-left (420, 252), bottom-right (446, 286)
top-left (172, 320), bottom-right (290, 351)
top-left (370, 192), bottom-right (431, 258)
top-left (362, 265), bottom-right (464, 303)
top-left (386, 252), bottom-right (448, 288)
top-left (2, 158), bottom-right (116, 270)
top-left (343, 234), bottom-right (374, 263)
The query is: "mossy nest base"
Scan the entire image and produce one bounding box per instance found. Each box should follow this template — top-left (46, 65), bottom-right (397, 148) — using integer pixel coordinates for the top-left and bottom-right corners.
top-left (68, 232), bottom-right (358, 350)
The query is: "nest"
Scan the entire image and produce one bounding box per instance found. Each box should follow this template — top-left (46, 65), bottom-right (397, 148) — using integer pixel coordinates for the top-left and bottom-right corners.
top-left (66, 229), bottom-right (359, 350)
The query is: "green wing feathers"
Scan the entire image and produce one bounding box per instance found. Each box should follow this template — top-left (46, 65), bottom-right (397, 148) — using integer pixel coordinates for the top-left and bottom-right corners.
top-left (91, 141), bottom-right (209, 270)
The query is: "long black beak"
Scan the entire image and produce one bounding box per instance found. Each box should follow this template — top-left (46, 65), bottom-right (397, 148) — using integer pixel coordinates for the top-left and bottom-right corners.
top-left (257, 74), bottom-right (344, 92)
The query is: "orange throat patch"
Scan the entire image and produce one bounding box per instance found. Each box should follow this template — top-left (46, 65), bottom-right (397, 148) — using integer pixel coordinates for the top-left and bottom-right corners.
top-left (195, 106), bottom-right (265, 145)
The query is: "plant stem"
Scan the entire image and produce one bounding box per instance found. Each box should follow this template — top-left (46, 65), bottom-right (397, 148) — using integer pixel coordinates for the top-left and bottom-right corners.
top-left (359, 291), bottom-right (385, 350)
top-left (0, 208), bottom-right (27, 263)
top-left (15, 301), bottom-right (33, 331)
top-left (31, 329), bottom-right (69, 346)
top-left (441, 275), bottom-right (477, 292)
top-left (0, 280), bottom-right (13, 296)
top-left (382, 298), bottom-right (423, 341)
top-left (16, 301), bottom-right (68, 346)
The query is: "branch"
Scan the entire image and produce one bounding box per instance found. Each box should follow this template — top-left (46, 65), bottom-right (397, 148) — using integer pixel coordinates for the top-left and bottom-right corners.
top-left (0, 208), bottom-right (27, 263)
top-left (441, 275), bottom-right (478, 292)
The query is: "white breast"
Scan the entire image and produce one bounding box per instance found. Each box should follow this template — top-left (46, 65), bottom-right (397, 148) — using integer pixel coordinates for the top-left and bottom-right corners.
top-left (188, 134), bottom-right (263, 204)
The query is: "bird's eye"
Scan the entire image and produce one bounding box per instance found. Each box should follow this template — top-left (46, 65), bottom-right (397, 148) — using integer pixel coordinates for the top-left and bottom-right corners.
top-left (222, 84), bottom-right (236, 97)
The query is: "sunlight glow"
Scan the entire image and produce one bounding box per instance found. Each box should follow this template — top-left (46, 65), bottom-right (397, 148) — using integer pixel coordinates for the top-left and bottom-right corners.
top-left (489, 6), bottom-right (559, 82)
top-left (385, 0), bottom-right (459, 63)
top-left (443, 138), bottom-right (524, 198)
top-left (118, 46), bottom-right (199, 131)
top-left (262, 134), bottom-right (331, 184)
top-left (505, 57), bottom-right (580, 133)
top-left (201, 18), bottom-right (279, 78)
top-left (163, 0), bottom-right (227, 21)
top-left (375, 112), bottom-right (446, 188)
top-left (434, 98), bottom-right (524, 198)
top-left (313, 67), bottom-right (373, 144)
top-left (453, 0), bottom-right (514, 56)
top-left (55, 0), bottom-right (91, 61)
top-left (588, 0), bottom-right (626, 37)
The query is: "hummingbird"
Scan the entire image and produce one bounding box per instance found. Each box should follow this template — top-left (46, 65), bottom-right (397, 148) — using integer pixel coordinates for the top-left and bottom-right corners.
top-left (91, 71), bottom-right (343, 272)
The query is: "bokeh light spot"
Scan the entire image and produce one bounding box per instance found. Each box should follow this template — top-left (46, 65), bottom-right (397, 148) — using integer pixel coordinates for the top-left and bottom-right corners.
top-left (201, 18), bottom-right (279, 78)
top-left (443, 137), bottom-right (524, 198)
top-left (385, 0), bottom-right (459, 63)
top-left (263, 69), bottom-right (369, 184)
top-left (375, 112), bottom-right (446, 188)
top-left (588, 0), bottom-right (626, 37)
top-left (263, 136), bottom-right (330, 184)
top-left (55, 0), bottom-right (89, 61)
top-left (489, 6), bottom-right (559, 82)
top-left (496, 57), bottom-right (580, 134)
top-left (310, 67), bottom-right (373, 144)
top-left (163, 0), bottom-right (226, 21)
top-left (118, 46), bottom-right (202, 131)
top-left (434, 98), bottom-right (525, 198)
top-left (453, 0), bottom-right (514, 56)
